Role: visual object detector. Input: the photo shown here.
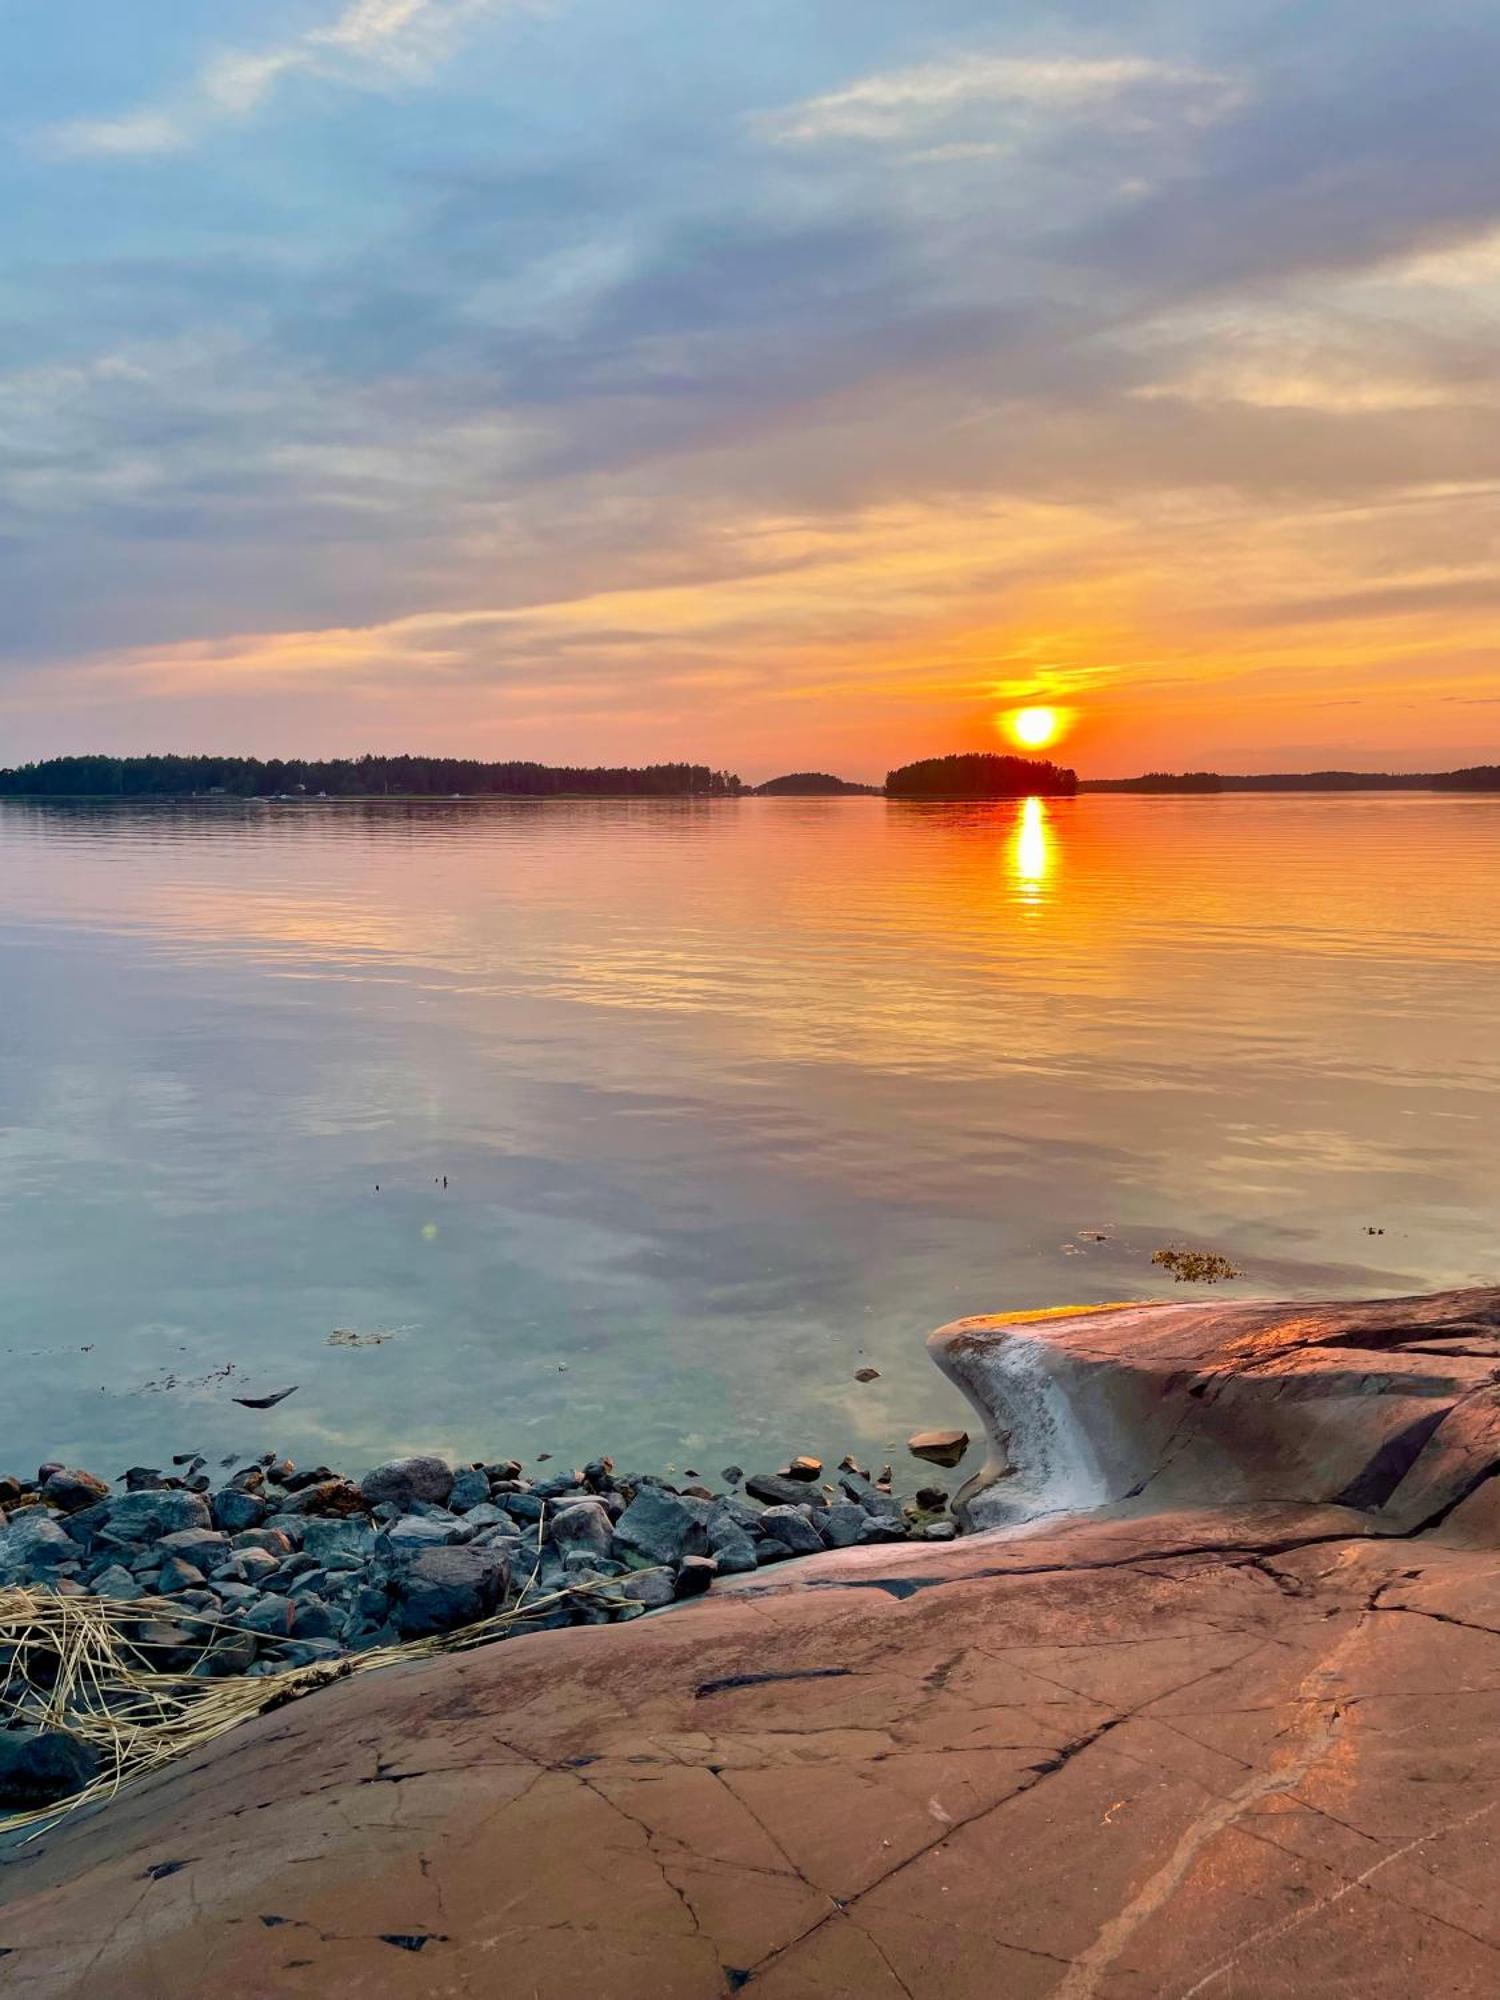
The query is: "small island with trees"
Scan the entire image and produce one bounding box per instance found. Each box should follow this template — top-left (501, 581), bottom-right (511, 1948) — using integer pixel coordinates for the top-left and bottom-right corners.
top-left (885, 752), bottom-right (1079, 799)
top-left (755, 772), bottom-right (882, 796)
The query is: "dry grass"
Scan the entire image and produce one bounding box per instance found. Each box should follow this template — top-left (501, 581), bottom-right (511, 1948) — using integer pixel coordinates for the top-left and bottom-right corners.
top-left (0, 1548), bottom-right (651, 1844)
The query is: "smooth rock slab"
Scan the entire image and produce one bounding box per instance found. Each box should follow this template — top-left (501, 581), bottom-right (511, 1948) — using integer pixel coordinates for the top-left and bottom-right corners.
top-left (7, 1492), bottom-right (1500, 1999)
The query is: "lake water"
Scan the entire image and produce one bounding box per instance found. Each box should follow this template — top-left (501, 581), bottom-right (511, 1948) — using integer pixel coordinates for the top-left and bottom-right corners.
top-left (2, 793), bottom-right (1498, 1488)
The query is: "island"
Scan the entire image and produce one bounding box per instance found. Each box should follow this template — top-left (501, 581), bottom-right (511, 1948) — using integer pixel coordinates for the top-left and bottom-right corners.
top-left (886, 751), bottom-right (1079, 799)
top-left (755, 772), bottom-right (882, 796)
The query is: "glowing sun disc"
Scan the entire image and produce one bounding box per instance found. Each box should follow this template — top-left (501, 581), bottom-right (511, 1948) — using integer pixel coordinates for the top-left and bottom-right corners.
top-left (1006, 705), bottom-right (1063, 750)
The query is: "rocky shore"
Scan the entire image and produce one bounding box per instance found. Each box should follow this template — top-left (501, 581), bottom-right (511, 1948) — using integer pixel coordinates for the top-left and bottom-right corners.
top-left (4, 1288), bottom-right (1498, 1998)
top-left (0, 1443), bottom-right (962, 1804)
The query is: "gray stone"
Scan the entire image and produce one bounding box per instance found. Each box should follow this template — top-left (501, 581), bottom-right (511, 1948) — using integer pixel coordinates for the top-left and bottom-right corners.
top-left (837, 1470), bottom-right (902, 1521)
top-left (209, 1580), bottom-right (260, 1607)
top-left (563, 1550), bottom-right (626, 1577)
top-left (384, 1514), bottom-right (464, 1551)
top-left (210, 1488), bottom-right (267, 1534)
top-left (0, 1729), bottom-right (101, 1806)
top-left (746, 1472), bottom-right (828, 1509)
top-left (299, 1517), bottom-right (377, 1565)
top-left (242, 1595), bottom-right (296, 1638)
top-left (0, 1514), bottom-right (79, 1581)
top-left (90, 1562), bottom-right (145, 1600)
top-left (392, 1546), bottom-right (509, 1639)
top-left (40, 1468), bottom-right (111, 1514)
top-left (820, 1503), bottom-right (870, 1549)
top-left (705, 1518), bottom-right (759, 1574)
top-left (856, 1515), bottom-right (909, 1545)
top-left (158, 1556), bottom-right (206, 1593)
top-left (611, 1489), bottom-right (710, 1568)
top-left (102, 1490), bottom-right (212, 1542)
top-left (550, 1500), bottom-right (613, 1558)
top-left (158, 1527), bottom-right (230, 1570)
top-left (712, 1496), bottom-right (764, 1535)
top-left (360, 1455), bottom-right (454, 1510)
top-left (756, 1506), bottom-right (824, 1556)
top-left (458, 1503), bottom-right (518, 1533)
top-left (195, 1629), bottom-right (258, 1676)
top-left (447, 1468), bottom-right (491, 1512)
top-left (503, 1493), bottom-right (545, 1525)
top-left (275, 1638), bottom-right (345, 1667)
top-left (290, 1599), bottom-right (339, 1640)
top-left (619, 1568), bottom-right (676, 1610)
top-left (918, 1520), bottom-right (958, 1541)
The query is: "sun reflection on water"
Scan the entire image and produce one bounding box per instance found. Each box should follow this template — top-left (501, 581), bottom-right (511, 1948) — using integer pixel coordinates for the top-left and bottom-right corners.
top-left (1012, 796), bottom-right (1051, 899)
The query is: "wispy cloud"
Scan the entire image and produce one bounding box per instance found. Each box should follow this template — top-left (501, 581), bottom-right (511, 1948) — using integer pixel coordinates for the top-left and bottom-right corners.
top-left (759, 53), bottom-right (1240, 146)
top-left (43, 0), bottom-right (510, 158)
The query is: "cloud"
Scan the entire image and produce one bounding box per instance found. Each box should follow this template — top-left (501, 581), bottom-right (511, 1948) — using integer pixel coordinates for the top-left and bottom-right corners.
top-left (758, 53), bottom-right (1239, 146)
top-left (42, 0), bottom-right (510, 158)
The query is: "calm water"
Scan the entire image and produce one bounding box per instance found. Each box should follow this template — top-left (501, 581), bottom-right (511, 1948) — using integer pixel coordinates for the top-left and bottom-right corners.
top-left (2, 794), bottom-right (1498, 1486)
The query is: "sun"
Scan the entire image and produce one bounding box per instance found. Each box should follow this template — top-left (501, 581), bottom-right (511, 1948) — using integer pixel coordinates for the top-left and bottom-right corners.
top-left (1004, 705), bottom-right (1065, 751)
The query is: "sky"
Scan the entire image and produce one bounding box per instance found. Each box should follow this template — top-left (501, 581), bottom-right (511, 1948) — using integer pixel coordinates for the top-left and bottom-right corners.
top-left (1, 0), bottom-right (1497, 781)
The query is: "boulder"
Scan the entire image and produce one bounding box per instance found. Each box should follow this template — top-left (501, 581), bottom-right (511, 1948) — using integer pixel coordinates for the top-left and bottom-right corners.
top-left (746, 1472), bottom-right (828, 1509)
top-left (40, 1468), bottom-right (111, 1514)
top-left (299, 1518), bottom-right (377, 1565)
top-left (290, 1599), bottom-right (339, 1641)
top-left (385, 1515), bottom-right (464, 1551)
top-left (157, 1528), bottom-right (230, 1570)
top-left (549, 1500), bottom-right (613, 1559)
top-left (0, 1514), bottom-right (78, 1581)
top-left (610, 1489), bottom-right (710, 1568)
top-left (273, 1478), bottom-right (367, 1518)
top-left (705, 1517), bottom-right (758, 1574)
top-left (101, 1490), bottom-right (212, 1543)
top-left (673, 1556), bottom-right (718, 1598)
top-left (907, 1428), bottom-right (970, 1469)
top-left (0, 1730), bottom-right (100, 1807)
top-left (458, 1503), bottom-right (519, 1534)
top-left (90, 1563), bottom-right (145, 1601)
top-left (242, 1596), bottom-right (297, 1639)
top-left (779, 1456), bottom-right (823, 1482)
top-left (926, 1289), bottom-right (1500, 1531)
top-left (360, 1456), bottom-right (454, 1511)
top-left (820, 1502), bottom-right (871, 1549)
top-left (837, 1469), bottom-right (902, 1520)
top-left (447, 1468), bottom-right (490, 1513)
top-left (619, 1569), bottom-right (675, 1610)
top-left (210, 1488), bottom-right (267, 1534)
top-left (157, 1556), bottom-right (206, 1594)
top-left (756, 1506), bottom-right (824, 1555)
top-left (393, 1546), bottom-right (509, 1639)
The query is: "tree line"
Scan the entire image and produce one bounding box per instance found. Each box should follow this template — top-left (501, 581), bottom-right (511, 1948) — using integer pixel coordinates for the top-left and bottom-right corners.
top-left (0, 755), bottom-right (745, 799)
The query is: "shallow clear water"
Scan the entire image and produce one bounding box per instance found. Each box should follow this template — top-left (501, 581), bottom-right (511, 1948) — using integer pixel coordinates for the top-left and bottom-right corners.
top-left (2, 793), bottom-right (1497, 1485)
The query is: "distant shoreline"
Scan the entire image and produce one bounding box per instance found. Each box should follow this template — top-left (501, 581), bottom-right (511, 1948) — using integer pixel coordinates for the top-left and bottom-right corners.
top-left (4, 781), bottom-right (1498, 803)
